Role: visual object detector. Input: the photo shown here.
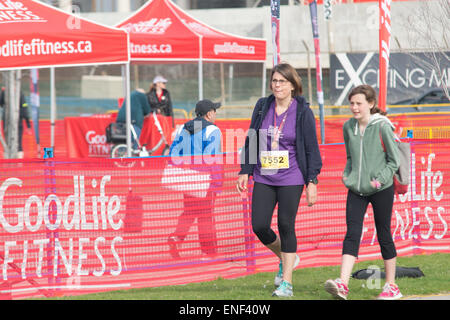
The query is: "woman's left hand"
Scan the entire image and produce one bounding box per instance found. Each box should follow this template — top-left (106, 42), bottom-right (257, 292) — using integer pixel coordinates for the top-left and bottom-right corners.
top-left (306, 183), bottom-right (317, 207)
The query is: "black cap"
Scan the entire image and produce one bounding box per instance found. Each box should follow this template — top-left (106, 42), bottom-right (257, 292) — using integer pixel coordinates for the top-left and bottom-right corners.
top-left (195, 99), bottom-right (221, 117)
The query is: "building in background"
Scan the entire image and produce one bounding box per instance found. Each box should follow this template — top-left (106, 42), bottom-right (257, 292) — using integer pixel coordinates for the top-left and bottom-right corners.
top-left (29, 0), bottom-right (448, 117)
top-left (40, 0), bottom-right (301, 12)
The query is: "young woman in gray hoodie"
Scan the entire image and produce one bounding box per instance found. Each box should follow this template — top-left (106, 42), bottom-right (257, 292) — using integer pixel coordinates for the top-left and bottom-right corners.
top-left (325, 84), bottom-right (403, 300)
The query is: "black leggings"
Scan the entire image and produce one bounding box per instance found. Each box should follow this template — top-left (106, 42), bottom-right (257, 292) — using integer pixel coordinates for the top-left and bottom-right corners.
top-left (251, 182), bottom-right (303, 253)
top-left (343, 185), bottom-right (397, 260)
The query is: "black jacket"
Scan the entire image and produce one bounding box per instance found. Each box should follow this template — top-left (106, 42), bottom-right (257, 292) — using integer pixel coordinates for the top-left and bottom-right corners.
top-left (0, 88), bottom-right (4, 108)
top-left (147, 88), bottom-right (174, 127)
top-left (0, 90), bottom-right (31, 129)
top-left (19, 92), bottom-right (31, 129)
top-left (239, 95), bottom-right (322, 185)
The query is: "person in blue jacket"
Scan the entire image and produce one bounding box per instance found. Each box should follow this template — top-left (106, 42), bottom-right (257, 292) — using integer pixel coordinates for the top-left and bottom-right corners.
top-left (167, 99), bottom-right (223, 259)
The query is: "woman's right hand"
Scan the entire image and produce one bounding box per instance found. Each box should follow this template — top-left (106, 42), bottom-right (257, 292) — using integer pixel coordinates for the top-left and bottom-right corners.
top-left (236, 174), bottom-right (249, 193)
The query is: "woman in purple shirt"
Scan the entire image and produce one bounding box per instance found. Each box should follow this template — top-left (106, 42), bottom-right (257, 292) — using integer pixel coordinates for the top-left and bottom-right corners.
top-left (237, 63), bottom-right (322, 297)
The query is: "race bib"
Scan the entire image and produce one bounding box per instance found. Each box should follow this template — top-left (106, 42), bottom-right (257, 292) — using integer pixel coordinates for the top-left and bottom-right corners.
top-left (260, 150), bottom-right (289, 170)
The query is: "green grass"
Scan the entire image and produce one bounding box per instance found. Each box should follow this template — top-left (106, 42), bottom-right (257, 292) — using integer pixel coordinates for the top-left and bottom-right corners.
top-left (45, 253), bottom-right (449, 300)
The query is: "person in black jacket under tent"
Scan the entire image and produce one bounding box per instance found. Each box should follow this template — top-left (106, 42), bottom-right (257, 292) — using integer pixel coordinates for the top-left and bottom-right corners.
top-left (0, 88), bottom-right (31, 159)
top-left (147, 75), bottom-right (174, 128)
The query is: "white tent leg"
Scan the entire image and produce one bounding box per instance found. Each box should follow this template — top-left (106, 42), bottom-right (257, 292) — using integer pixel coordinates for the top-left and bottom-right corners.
top-left (124, 63), bottom-right (132, 157)
top-left (198, 59), bottom-right (203, 101)
top-left (198, 36), bottom-right (204, 102)
top-left (262, 61), bottom-right (266, 98)
top-left (228, 64), bottom-right (233, 102)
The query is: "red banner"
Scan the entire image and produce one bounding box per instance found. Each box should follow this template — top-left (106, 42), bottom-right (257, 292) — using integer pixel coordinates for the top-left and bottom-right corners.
top-left (64, 115), bottom-right (114, 158)
top-left (0, 139), bottom-right (448, 299)
top-left (3, 113), bottom-right (450, 159)
top-left (64, 114), bottom-right (174, 158)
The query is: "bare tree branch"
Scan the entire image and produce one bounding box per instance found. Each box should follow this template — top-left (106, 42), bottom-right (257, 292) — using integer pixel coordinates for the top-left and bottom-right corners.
top-left (402, 0), bottom-right (450, 99)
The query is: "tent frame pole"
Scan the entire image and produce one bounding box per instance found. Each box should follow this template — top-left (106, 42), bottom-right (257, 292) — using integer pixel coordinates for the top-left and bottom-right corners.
top-left (198, 60), bottom-right (203, 101)
top-left (50, 67), bottom-right (56, 150)
top-left (123, 63), bottom-right (132, 157)
top-left (198, 36), bottom-right (203, 101)
top-left (262, 61), bottom-right (266, 97)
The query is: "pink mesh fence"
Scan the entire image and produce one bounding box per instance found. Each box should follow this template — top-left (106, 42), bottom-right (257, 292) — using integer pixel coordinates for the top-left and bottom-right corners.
top-left (0, 139), bottom-right (448, 299)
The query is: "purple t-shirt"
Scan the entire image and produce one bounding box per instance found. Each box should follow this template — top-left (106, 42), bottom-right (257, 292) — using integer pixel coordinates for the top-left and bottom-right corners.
top-left (253, 100), bottom-right (305, 186)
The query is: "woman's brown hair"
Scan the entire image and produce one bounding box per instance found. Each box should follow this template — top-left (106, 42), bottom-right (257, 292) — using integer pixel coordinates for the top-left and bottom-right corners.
top-left (348, 84), bottom-right (386, 115)
top-left (270, 63), bottom-right (303, 97)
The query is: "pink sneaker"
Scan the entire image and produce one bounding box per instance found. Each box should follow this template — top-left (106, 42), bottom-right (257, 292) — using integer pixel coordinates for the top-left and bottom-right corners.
top-left (377, 283), bottom-right (403, 300)
top-left (324, 278), bottom-right (349, 300)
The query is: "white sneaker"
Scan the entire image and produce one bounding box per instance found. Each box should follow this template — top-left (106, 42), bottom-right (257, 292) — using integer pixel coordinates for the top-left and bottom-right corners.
top-left (272, 280), bottom-right (293, 297)
top-left (377, 283), bottom-right (403, 300)
top-left (324, 278), bottom-right (349, 300)
top-left (274, 254), bottom-right (300, 287)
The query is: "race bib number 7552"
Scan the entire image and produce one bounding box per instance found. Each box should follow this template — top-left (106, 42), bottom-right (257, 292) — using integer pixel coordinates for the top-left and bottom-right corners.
top-left (260, 150), bottom-right (289, 170)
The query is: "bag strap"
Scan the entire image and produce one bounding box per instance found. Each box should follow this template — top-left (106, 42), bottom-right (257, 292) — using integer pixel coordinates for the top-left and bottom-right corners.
top-left (380, 122), bottom-right (402, 151)
top-left (379, 125), bottom-right (386, 152)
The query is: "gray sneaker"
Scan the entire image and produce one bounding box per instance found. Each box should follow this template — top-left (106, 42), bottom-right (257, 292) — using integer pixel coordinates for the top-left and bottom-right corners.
top-left (272, 280), bottom-right (293, 297)
top-left (274, 254), bottom-right (300, 287)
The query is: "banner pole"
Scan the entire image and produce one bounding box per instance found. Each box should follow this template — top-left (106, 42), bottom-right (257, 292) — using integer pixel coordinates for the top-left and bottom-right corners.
top-left (309, 0), bottom-right (325, 144)
top-left (378, 0), bottom-right (391, 112)
top-left (270, 0), bottom-right (281, 66)
top-left (242, 186), bottom-right (256, 273)
top-left (43, 147), bottom-right (60, 295)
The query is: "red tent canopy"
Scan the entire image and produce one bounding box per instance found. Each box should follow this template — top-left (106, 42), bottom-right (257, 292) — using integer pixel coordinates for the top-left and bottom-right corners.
top-left (0, 0), bottom-right (129, 71)
top-left (116, 0), bottom-right (266, 62)
top-left (0, 0), bottom-right (132, 156)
